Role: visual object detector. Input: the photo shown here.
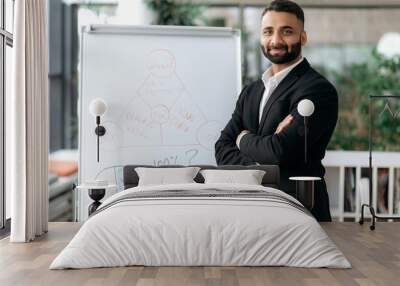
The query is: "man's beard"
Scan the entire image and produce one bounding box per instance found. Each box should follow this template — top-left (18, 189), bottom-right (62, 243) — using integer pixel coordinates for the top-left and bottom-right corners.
top-left (261, 41), bottom-right (302, 64)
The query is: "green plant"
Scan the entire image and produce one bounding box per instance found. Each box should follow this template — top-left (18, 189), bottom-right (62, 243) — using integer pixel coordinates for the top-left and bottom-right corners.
top-left (146, 0), bottom-right (206, 26)
top-left (328, 50), bottom-right (400, 151)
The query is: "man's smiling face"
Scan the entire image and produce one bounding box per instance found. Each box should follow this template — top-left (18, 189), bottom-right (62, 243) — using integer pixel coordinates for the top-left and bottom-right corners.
top-left (260, 11), bottom-right (307, 65)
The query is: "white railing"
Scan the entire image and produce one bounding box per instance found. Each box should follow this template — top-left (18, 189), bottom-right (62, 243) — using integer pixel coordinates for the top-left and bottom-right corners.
top-left (323, 150), bottom-right (400, 222)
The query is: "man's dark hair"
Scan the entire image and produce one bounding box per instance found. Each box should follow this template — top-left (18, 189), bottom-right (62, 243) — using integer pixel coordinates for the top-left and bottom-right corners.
top-left (262, 0), bottom-right (305, 24)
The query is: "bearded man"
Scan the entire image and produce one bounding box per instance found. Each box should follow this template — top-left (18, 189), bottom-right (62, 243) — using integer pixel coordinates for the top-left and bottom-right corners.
top-left (215, 0), bottom-right (338, 222)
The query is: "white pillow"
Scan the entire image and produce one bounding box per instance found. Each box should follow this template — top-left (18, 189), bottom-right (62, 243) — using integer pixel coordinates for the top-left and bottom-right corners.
top-left (200, 169), bottom-right (266, 185)
top-left (135, 167), bottom-right (200, 186)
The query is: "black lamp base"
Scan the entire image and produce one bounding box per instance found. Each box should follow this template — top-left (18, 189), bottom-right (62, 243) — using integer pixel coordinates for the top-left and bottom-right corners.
top-left (88, 188), bottom-right (105, 216)
top-left (88, 201), bottom-right (102, 216)
top-left (95, 126), bottom-right (106, 136)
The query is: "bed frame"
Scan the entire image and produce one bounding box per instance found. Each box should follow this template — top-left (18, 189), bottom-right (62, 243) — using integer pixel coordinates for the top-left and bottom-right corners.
top-left (123, 165), bottom-right (280, 189)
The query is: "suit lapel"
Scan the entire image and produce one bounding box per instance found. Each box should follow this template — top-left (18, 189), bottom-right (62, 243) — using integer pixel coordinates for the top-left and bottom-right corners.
top-left (250, 81), bottom-right (265, 131)
top-left (257, 59), bottom-right (310, 133)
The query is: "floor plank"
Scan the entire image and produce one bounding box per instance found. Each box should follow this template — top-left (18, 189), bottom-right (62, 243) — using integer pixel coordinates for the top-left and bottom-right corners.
top-left (0, 222), bottom-right (399, 286)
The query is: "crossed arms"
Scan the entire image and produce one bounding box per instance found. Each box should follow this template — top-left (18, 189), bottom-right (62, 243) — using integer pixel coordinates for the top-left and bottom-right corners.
top-left (215, 82), bottom-right (338, 166)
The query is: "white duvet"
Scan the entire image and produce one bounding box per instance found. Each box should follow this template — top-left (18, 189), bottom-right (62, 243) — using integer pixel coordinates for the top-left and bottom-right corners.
top-left (50, 183), bottom-right (351, 269)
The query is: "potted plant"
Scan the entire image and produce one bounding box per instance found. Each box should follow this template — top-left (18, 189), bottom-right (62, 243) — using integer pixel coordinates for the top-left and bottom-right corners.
top-left (146, 0), bottom-right (206, 26)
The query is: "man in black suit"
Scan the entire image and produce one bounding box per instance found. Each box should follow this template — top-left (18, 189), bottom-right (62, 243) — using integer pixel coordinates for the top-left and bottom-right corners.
top-left (215, 0), bottom-right (338, 221)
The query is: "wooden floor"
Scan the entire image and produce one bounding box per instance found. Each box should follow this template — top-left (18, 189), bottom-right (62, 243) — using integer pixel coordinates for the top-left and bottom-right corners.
top-left (0, 222), bottom-right (399, 286)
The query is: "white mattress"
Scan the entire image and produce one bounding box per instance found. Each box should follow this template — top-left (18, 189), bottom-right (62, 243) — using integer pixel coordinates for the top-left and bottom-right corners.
top-left (50, 183), bottom-right (351, 269)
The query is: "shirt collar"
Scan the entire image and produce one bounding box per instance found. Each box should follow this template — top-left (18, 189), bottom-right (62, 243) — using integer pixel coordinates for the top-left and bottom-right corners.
top-left (262, 57), bottom-right (304, 87)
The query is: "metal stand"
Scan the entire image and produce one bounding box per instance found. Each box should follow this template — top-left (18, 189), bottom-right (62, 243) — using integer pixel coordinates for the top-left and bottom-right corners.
top-left (94, 115), bottom-right (106, 162)
top-left (304, 116), bottom-right (308, 164)
top-left (359, 95), bottom-right (400, 230)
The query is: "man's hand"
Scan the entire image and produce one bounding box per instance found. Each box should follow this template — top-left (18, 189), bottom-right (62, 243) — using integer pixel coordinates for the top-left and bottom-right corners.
top-left (236, 130), bottom-right (250, 149)
top-left (275, 114), bottom-right (293, 134)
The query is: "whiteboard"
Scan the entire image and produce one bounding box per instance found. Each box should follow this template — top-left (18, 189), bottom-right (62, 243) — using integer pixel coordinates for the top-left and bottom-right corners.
top-left (78, 25), bottom-right (241, 220)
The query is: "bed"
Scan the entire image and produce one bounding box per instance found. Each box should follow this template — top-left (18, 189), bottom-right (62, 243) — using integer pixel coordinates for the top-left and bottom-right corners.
top-left (50, 165), bottom-right (350, 269)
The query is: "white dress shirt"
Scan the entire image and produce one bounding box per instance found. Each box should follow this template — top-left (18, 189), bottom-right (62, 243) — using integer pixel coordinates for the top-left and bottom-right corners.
top-left (259, 57), bottom-right (304, 122)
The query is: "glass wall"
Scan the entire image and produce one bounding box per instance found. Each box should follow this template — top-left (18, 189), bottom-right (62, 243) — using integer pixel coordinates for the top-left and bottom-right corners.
top-left (202, 5), bottom-right (400, 152)
top-left (47, 1), bottom-right (400, 221)
top-left (49, 1), bottom-right (400, 154)
top-left (47, 1), bottom-right (118, 221)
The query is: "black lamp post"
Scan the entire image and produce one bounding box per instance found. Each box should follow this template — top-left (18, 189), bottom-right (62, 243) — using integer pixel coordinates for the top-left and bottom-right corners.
top-left (89, 98), bottom-right (107, 162)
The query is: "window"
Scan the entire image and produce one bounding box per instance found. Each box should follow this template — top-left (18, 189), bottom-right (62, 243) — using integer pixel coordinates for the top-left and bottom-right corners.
top-left (0, 0), bottom-right (14, 232)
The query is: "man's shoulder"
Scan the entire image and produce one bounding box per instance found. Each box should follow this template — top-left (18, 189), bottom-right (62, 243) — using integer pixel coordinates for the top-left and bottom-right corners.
top-left (301, 66), bottom-right (337, 95)
top-left (244, 79), bottom-right (264, 92)
top-left (236, 79), bottom-right (264, 101)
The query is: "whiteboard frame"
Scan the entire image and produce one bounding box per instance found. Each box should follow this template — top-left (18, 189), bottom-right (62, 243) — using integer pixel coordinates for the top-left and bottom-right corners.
top-left (77, 25), bottom-right (242, 221)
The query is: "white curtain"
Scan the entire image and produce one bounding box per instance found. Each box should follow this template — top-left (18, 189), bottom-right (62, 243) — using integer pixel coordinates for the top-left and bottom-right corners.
top-left (8, 0), bottom-right (49, 242)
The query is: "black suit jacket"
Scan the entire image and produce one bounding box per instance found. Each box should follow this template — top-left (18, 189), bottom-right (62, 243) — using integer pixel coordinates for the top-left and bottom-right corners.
top-left (215, 59), bottom-right (338, 221)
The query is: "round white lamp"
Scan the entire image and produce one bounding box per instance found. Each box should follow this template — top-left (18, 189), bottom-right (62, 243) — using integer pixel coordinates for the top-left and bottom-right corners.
top-left (89, 98), bottom-right (107, 117)
top-left (297, 99), bottom-right (315, 164)
top-left (89, 98), bottom-right (107, 162)
top-left (297, 99), bottom-right (315, 117)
